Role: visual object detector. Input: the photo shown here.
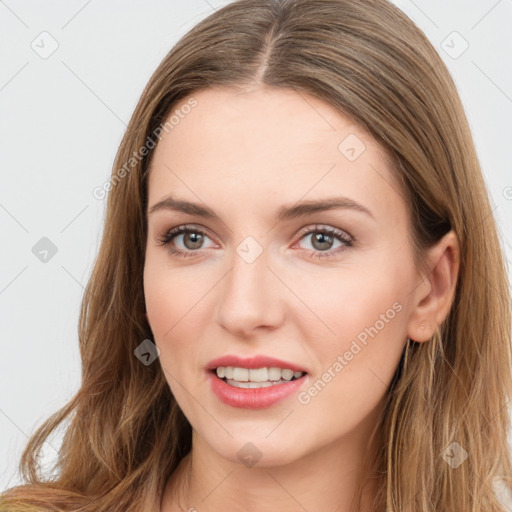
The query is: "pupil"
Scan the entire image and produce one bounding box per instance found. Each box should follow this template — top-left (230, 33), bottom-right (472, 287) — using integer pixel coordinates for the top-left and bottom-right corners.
top-left (185, 232), bottom-right (203, 249)
top-left (312, 233), bottom-right (332, 250)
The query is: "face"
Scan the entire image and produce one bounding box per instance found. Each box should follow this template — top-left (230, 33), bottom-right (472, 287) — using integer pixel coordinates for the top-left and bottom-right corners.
top-left (143, 85), bottom-right (420, 467)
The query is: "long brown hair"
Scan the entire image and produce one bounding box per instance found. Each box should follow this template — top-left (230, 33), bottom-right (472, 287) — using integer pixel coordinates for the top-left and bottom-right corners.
top-left (2, 0), bottom-right (511, 510)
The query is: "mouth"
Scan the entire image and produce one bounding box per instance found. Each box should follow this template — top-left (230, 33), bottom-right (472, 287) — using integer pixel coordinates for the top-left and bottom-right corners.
top-left (211, 366), bottom-right (307, 388)
top-left (206, 356), bottom-right (309, 408)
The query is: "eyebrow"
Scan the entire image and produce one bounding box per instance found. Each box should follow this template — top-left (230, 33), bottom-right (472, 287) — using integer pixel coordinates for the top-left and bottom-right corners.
top-left (147, 194), bottom-right (375, 222)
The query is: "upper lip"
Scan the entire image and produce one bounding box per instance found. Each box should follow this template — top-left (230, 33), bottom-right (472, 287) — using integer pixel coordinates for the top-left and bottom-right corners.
top-left (206, 355), bottom-right (308, 374)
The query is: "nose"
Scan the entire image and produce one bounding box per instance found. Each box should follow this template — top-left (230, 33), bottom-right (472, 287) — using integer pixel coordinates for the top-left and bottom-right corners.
top-left (215, 243), bottom-right (285, 338)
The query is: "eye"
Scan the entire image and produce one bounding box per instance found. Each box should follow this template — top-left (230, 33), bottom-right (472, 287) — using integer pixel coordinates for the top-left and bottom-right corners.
top-left (294, 224), bottom-right (353, 258)
top-left (157, 224), bottom-right (354, 260)
top-left (157, 225), bottom-right (216, 258)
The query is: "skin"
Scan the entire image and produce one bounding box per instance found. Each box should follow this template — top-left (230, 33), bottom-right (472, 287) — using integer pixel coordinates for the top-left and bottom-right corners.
top-left (143, 85), bottom-right (460, 511)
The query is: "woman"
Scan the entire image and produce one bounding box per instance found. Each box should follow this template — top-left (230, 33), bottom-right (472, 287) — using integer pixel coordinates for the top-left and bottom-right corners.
top-left (2, 0), bottom-right (511, 510)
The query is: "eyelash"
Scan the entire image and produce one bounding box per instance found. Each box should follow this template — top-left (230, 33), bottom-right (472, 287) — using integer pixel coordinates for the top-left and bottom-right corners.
top-left (157, 224), bottom-right (354, 260)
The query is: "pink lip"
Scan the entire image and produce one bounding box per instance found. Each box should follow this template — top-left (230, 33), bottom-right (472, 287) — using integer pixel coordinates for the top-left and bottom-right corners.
top-left (206, 354), bottom-right (308, 373)
top-left (207, 372), bottom-right (307, 409)
top-left (206, 354), bottom-right (309, 409)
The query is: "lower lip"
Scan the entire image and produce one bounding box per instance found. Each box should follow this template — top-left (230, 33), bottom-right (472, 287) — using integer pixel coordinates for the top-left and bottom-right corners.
top-left (208, 371), bottom-right (307, 409)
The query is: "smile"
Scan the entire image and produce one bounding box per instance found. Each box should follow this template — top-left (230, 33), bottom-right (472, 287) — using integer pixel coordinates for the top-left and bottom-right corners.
top-left (215, 366), bottom-right (305, 388)
top-left (208, 366), bottom-right (308, 409)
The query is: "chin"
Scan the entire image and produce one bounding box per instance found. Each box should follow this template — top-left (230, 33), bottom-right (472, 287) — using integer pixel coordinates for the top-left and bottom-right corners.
top-left (205, 434), bottom-right (309, 469)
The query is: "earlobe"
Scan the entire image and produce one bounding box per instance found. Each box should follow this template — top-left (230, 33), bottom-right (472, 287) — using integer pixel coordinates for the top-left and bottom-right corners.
top-left (407, 230), bottom-right (460, 343)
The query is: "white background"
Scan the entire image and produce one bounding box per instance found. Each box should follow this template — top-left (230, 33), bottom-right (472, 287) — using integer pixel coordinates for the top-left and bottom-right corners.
top-left (1, 0), bottom-right (511, 498)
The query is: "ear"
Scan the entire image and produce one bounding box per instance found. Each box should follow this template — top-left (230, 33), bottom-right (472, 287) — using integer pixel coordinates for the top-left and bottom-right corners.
top-left (407, 230), bottom-right (460, 343)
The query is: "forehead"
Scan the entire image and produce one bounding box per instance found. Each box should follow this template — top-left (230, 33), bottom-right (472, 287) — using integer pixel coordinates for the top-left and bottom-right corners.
top-left (147, 86), bottom-right (407, 223)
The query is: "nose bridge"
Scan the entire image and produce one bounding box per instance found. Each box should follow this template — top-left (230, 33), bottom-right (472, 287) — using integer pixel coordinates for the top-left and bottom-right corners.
top-left (216, 236), bottom-right (283, 333)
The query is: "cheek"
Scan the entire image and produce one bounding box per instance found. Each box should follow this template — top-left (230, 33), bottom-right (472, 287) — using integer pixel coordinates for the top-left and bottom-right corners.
top-left (143, 262), bottom-right (186, 369)
top-left (294, 293), bottom-right (406, 440)
top-left (294, 256), bottom-right (409, 398)
top-left (143, 272), bottom-right (196, 411)
top-left (293, 258), bottom-right (407, 345)
top-left (143, 256), bottom-right (209, 337)
top-left (143, 261), bottom-right (214, 381)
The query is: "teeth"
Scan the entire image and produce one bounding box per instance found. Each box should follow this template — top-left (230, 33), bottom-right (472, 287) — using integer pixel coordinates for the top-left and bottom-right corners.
top-left (226, 379), bottom-right (275, 388)
top-left (233, 367), bottom-right (249, 381)
top-left (281, 369), bottom-right (294, 381)
top-left (215, 366), bottom-right (305, 384)
top-left (249, 368), bottom-right (268, 382)
top-left (268, 367), bottom-right (282, 380)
